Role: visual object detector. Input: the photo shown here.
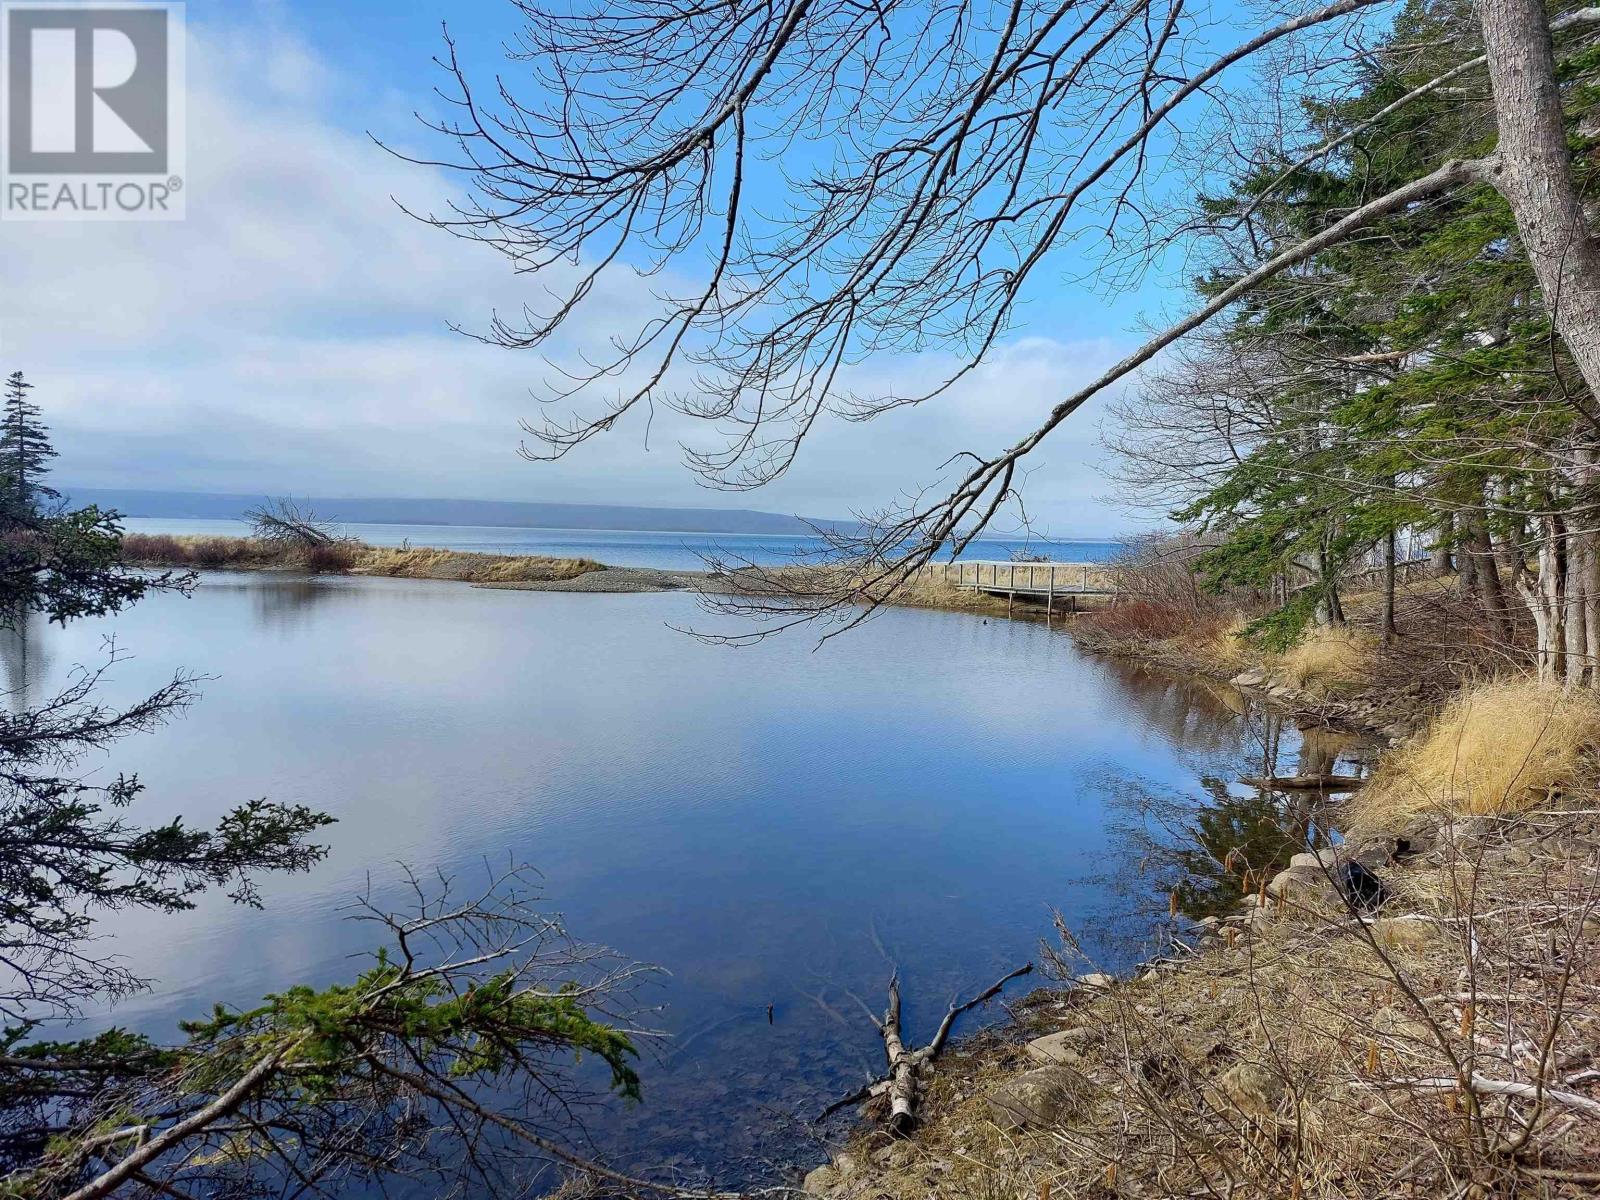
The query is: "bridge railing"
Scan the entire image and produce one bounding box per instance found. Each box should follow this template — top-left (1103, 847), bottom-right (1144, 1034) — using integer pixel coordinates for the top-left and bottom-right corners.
top-left (923, 560), bottom-right (1113, 593)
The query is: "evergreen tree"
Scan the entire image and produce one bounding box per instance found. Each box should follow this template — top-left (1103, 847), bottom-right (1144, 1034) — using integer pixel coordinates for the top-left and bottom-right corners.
top-left (0, 372), bottom-right (58, 523)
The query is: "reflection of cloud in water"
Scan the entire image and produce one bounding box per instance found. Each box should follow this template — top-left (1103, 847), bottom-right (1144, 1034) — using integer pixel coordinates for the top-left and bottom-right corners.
top-left (36, 575), bottom-right (1334, 1182)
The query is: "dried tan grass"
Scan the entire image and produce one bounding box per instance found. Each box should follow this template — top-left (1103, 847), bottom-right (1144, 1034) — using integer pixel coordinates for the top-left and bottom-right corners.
top-left (122, 533), bottom-right (600, 583)
top-left (817, 808), bottom-right (1600, 1200)
top-left (352, 545), bottom-right (598, 583)
top-left (1352, 677), bottom-right (1600, 829)
top-left (1201, 613), bottom-right (1252, 670)
top-left (1274, 626), bottom-right (1374, 696)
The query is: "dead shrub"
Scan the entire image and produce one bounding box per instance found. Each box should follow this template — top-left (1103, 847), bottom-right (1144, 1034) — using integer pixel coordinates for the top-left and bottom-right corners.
top-left (1075, 531), bottom-right (1259, 647)
top-left (186, 536), bottom-right (254, 567)
top-left (121, 533), bottom-right (185, 563)
top-left (301, 541), bottom-right (359, 573)
top-left (1082, 599), bottom-right (1207, 640)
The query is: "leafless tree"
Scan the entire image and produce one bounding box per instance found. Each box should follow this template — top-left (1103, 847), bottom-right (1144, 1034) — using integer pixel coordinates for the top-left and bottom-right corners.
top-left (394, 0), bottom-right (1600, 632)
top-left (245, 497), bottom-right (339, 549)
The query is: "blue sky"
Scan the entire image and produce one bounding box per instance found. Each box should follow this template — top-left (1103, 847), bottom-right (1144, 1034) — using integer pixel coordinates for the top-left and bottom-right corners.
top-left (0, 0), bottom-right (1205, 536)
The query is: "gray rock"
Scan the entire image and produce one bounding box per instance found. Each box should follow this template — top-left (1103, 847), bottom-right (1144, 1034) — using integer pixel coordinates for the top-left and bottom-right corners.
top-left (1174, 1029), bottom-right (1226, 1065)
top-left (1481, 842), bottom-right (1536, 870)
top-left (1076, 972), bottom-right (1115, 990)
top-left (1372, 1004), bottom-right (1431, 1043)
top-left (1266, 865), bottom-right (1334, 902)
top-left (886, 1141), bottom-right (917, 1169)
top-left (1025, 1030), bottom-right (1086, 1066)
top-left (1231, 670), bottom-right (1268, 689)
top-left (802, 1165), bottom-right (839, 1195)
top-left (1212, 1061), bottom-right (1284, 1117)
top-left (1287, 849), bottom-right (1339, 872)
top-left (985, 1065), bottom-right (1090, 1131)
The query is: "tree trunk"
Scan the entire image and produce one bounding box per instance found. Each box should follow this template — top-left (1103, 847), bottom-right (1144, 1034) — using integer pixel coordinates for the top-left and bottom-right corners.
top-left (1431, 513), bottom-right (1455, 576)
top-left (1586, 535), bottom-right (1600, 690)
top-left (1479, 0), bottom-right (1600, 396)
top-left (1466, 511), bottom-right (1512, 643)
top-left (1578, 452), bottom-right (1600, 689)
top-left (825, 965), bottom-right (1032, 1134)
top-left (1381, 528), bottom-right (1397, 645)
top-left (1516, 513), bottom-right (1565, 683)
top-left (1564, 520), bottom-right (1588, 687)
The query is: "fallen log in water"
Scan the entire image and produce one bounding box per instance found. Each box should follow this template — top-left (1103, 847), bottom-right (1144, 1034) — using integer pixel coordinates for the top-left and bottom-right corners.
top-left (1240, 773), bottom-right (1366, 791)
top-left (820, 963), bottom-right (1032, 1135)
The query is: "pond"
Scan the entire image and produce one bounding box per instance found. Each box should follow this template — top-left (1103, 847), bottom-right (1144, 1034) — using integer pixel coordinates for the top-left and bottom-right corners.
top-left (9, 573), bottom-right (1362, 1186)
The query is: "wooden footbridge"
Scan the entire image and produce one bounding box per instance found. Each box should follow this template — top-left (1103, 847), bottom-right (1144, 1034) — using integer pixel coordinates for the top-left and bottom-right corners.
top-left (929, 560), bottom-right (1117, 615)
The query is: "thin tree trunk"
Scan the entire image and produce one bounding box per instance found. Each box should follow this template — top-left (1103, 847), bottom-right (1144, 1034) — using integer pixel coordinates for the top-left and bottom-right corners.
top-left (1381, 528), bottom-right (1397, 645)
top-left (1495, 481), bottom-right (1527, 577)
top-left (1479, 0), bottom-right (1600, 396)
top-left (1431, 513), bottom-right (1455, 576)
top-left (1513, 507), bottom-right (1567, 683)
top-left (1459, 528), bottom-right (1479, 591)
top-left (1564, 520), bottom-right (1588, 687)
top-left (1578, 452), bottom-right (1600, 689)
top-left (1586, 534), bottom-right (1600, 690)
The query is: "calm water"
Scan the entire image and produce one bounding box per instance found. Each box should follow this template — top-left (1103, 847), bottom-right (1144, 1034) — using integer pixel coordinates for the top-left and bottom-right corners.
top-left (121, 517), bottom-right (1124, 572)
top-left (8, 573), bottom-right (1352, 1186)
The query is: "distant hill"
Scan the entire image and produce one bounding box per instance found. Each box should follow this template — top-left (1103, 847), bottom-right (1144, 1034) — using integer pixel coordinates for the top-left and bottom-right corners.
top-left (60, 488), bottom-right (844, 536)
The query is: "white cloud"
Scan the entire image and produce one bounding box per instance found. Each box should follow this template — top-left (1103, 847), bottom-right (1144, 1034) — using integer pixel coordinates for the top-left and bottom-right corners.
top-left (0, 15), bottom-right (1151, 535)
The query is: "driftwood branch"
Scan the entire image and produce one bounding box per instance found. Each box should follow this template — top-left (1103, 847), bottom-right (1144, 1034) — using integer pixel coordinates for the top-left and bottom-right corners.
top-left (822, 963), bottom-right (1033, 1135)
top-left (1240, 774), bottom-right (1367, 792)
top-left (1352, 1074), bottom-right (1600, 1119)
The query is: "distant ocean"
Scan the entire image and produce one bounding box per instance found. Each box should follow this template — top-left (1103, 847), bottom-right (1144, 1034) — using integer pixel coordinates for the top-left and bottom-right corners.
top-left (122, 517), bottom-right (1124, 573)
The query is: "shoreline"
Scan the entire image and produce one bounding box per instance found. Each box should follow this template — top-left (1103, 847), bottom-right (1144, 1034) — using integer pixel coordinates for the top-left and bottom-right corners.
top-left (792, 619), bottom-right (1600, 1199)
top-left (124, 532), bottom-right (1116, 611)
top-left (115, 535), bottom-right (1600, 1194)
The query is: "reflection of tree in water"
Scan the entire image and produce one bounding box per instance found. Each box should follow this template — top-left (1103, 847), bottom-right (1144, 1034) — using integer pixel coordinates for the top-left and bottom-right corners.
top-left (1094, 657), bottom-right (1249, 755)
top-left (249, 578), bottom-right (339, 629)
top-left (1167, 779), bottom-right (1318, 918)
top-left (1084, 703), bottom-right (1363, 960)
top-left (0, 606), bottom-right (49, 712)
